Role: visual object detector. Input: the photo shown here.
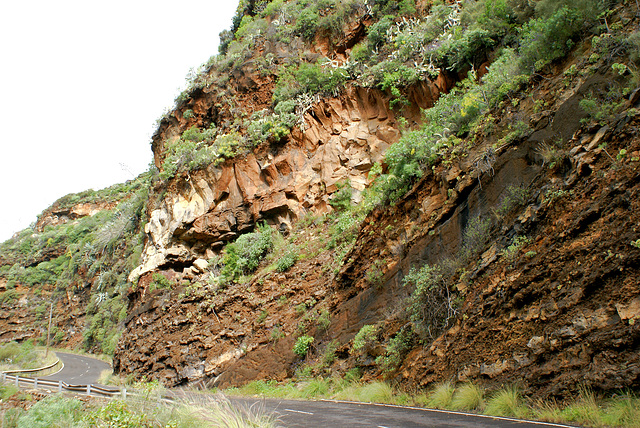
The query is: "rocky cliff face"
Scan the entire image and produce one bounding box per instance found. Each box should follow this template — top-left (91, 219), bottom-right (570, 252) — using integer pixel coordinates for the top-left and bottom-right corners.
top-left (2, 0), bottom-right (639, 400)
top-left (130, 82), bottom-right (448, 282)
top-left (110, 0), bottom-right (640, 398)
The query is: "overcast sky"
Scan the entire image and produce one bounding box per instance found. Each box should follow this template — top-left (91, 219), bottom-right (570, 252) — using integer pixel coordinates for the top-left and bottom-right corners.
top-left (0, 0), bottom-right (239, 241)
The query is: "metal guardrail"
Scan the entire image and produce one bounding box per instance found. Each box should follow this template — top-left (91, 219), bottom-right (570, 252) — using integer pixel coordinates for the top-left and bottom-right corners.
top-left (2, 358), bottom-right (62, 377)
top-left (0, 372), bottom-right (125, 398)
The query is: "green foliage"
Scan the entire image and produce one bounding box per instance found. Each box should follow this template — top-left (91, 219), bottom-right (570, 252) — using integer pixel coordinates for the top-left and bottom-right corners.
top-left (378, 62), bottom-right (419, 107)
top-left (274, 247), bottom-right (298, 272)
top-left (451, 383), bottom-right (485, 411)
top-left (485, 386), bottom-right (529, 418)
top-left (293, 334), bottom-right (314, 357)
top-left (437, 28), bottom-right (496, 71)
top-left (294, 7), bottom-right (319, 40)
top-left (579, 91), bottom-right (625, 126)
top-left (16, 394), bottom-right (83, 428)
top-left (247, 108), bottom-right (297, 146)
top-left (0, 340), bottom-right (40, 370)
top-left (317, 309), bottom-right (331, 332)
top-left (0, 384), bottom-right (18, 400)
top-left (83, 399), bottom-right (153, 428)
top-left (182, 124), bottom-right (217, 142)
top-left (221, 224), bottom-right (274, 281)
top-left (462, 216), bottom-right (492, 258)
top-left (370, 0), bottom-right (416, 17)
top-left (351, 324), bottom-right (379, 354)
top-left (296, 61), bottom-right (349, 96)
top-left (428, 381), bottom-right (456, 409)
top-left (329, 180), bottom-right (353, 212)
top-left (365, 16), bottom-right (393, 53)
top-left (403, 264), bottom-right (457, 339)
top-left (494, 184), bottom-right (530, 218)
top-left (518, 7), bottom-right (582, 72)
top-left (375, 326), bottom-right (412, 372)
top-left (149, 273), bottom-right (174, 292)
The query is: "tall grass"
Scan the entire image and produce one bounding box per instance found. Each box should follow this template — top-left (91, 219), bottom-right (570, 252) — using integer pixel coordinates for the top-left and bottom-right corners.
top-left (450, 382), bottom-right (484, 411)
top-left (0, 388), bottom-right (279, 428)
top-left (484, 386), bottom-right (529, 418)
top-left (427, 381), bottom-right (455, 409)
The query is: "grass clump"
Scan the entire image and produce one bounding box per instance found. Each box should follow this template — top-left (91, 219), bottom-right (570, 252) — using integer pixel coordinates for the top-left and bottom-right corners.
top-left (450, 383), bottom-right (485, 411)
top-left (427, 381), bottom-right (456, 409)
top-left (485, 386), bottom-right (529, 418)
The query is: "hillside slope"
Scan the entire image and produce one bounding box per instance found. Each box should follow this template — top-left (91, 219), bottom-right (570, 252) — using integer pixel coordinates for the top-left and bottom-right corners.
top-left (2, 0), bottom-right (639, 399)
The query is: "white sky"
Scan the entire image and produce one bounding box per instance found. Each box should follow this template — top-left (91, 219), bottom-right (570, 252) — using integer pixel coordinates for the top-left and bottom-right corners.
top-left (0, 0), bottom-right (239, 241)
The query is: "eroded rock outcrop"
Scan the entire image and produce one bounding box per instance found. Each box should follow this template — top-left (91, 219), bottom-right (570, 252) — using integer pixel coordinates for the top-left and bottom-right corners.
top-left (131, 83), bottom-right (446, 282)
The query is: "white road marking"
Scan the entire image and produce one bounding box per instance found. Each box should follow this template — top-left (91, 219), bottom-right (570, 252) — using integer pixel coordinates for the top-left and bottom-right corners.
top-left (284, 409), bottom-right (314, 415)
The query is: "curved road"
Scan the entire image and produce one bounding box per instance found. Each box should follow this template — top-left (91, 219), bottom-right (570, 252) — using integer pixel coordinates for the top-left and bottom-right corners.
top-left (43, 351), bottom-right (111, 385)
top-left (230, 397), bottom-right (576, 428)
top-left (46, 353), bottom-right (575, 427)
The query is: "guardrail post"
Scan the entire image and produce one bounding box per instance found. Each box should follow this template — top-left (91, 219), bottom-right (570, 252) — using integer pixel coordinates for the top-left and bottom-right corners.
top-left (15, 375), bottom-right (19, 387)
top-left (58, 380), bottom-right (62, 393)
top-left (87, 384), bottom-right (91, 395)
top-left (122, 387), bottom-right (127, 399)
top-left (34, 378), bottom-right (38, 389)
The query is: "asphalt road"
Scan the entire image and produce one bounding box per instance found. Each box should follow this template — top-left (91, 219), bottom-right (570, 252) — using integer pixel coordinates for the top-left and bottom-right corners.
top-left (46, 353), bottom-right (575, 428)
top-left (229, 397), bottom-right (577, 428)
top-left (42, 351), bottom-right (111, 385)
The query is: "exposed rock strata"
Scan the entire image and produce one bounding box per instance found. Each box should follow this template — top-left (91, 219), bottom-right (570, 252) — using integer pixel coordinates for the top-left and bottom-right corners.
top-left (130, 83), bottom-right (446, 281)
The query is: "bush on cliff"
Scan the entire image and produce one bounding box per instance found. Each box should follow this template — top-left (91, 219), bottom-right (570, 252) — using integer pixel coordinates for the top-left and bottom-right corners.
top-left (220, 223), bottom-right (274, 282)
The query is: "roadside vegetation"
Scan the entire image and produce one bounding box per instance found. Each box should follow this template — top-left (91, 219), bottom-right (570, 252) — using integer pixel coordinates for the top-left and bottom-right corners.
top-left (0, 173), bottom-right (151, 356)
top-left (0, 341), bottom-right (57, 372)
top-left (224, 378), bottom-right (640, 427)
top-left (0, 384), bottom-right (278, 428)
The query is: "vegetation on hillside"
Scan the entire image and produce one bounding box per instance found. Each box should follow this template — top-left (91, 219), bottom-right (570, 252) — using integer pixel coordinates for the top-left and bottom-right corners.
top-left (0, 174), bottom-right (151, 355)
top-left (1, 0), bottom-right (640, 417)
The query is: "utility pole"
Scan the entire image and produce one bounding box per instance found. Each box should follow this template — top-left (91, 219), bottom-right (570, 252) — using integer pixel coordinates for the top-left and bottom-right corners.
top-left (45, 301), bottom-right (53, 357)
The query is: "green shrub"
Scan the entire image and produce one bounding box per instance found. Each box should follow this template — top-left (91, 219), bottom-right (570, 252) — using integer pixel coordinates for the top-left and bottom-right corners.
top-left (293, 335), bottom-right (314, 357)
top-left (366, 15), bottom-right (393, 52)
top-left (374, 61), bottom-right (419, 107)
top-left (296, 61), bottom-right (349, 96)
top-left (403, 264), bottom-right (456, 339)
top-left (462, 216), bottom-right (492, 258)
top-left (221, 224), bottom-right (274, 281)
top-left (375, 326), bottom-right (412, 372)
top-left (16, 394), bottom-right (83, 428)
top-left (149, 273), bottom-right (174, 292)
top-left (370, 0), bottom-right (416, 17)
top-left (351, 324), bottom-right (379, 354)
top-left (451, 383), bottom-right (485, 411)
top-left (274, 248), bottom-right (298, 272)
top-left (0, 289), bottom-right (18, 305)
top-left (0, 384), bottom-right (18, 400)
top-left (495, 184), bottom-right (530, 217)
top-left (329, 180), bottom-right (353, 212)
top-left (518, 6), bottom-right (582, 72)
top-left (247, 109), bottom-right (297, 146)
top-left (182, 124), bottom-right (217, 142)
top-left (294, 7), bottom-right (319, 40)
top-left (83, 399), bottom-right (154, 428)
top-left (437, 28), bottom-right (495, 71)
